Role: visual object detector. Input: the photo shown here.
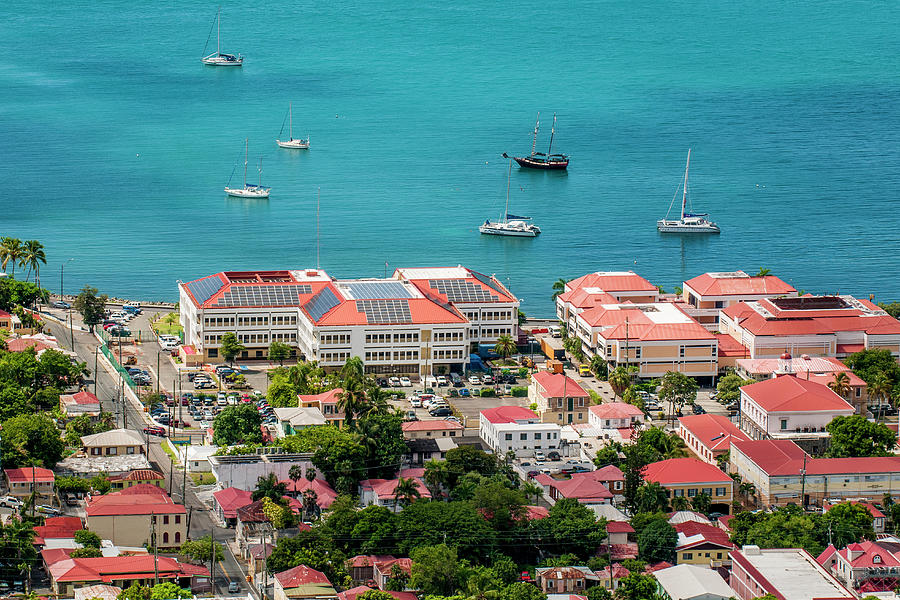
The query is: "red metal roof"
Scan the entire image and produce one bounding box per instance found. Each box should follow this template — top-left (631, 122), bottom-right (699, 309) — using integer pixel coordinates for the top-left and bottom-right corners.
top-left (51, 555), bottom-right (207, 583)
top-left (606, 521), bottom-right (634, 533)
top-left (536, 470), bottom-right (614, 502)
top-left (579, 304), bottom-right (715, 342)
top-left (359, 477), bottom-right (430, 501)
top-left (642, 458), bottom-right (731, 486)
top-left (678, 414), bottom-right (751, 452)
top-left (5, 467), bottom-right (55, 483)
top-left (480, 405), bottom-right (539, 424)
top-left (213, 487), bottom-right (253, 518)
top-left (732, 439), bottom-right (900, 476)
top-left (684, 272), bottom-right (796, 297)
top-left (742, 374), bottom-right (854, 413)
top-left (87, 485), bottom-right (184, 517)
top-left (715, 333), bottom-right (748, 357)
top-left (589, 402), bottom-right (644, 420)
top-left (402, 419), bottom-right (464, 432)
top-left (532, 371), bottom-right (588, 398)
top-left (275, 564), bottom-right (332, 588)
top-left (566, 271), bottom-right (658, 293)
top-left (279, 478), bottom-right (338, 508)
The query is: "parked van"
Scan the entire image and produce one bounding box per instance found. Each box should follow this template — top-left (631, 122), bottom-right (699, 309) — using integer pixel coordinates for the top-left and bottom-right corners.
top-left (549, 326), bottom-right (562, 338)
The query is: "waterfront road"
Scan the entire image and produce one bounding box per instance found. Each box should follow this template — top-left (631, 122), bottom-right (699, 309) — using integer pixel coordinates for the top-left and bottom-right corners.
top-left (43, 316), bottom-right (256, 599)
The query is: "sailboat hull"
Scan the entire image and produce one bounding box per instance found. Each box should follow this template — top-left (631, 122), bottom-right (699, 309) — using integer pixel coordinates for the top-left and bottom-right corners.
top-left (479, 223), bottom-right (541, 237)
top-left (513, 155), bottom-right (569, 170)
top-left (656, 219), bottom-right (720, 234)
top-left (276, 139), bottom-right (310, 149)
top-left (225, 186), bottom-right (270, 198)
top-left (202, 53), bottom-right (243, 66)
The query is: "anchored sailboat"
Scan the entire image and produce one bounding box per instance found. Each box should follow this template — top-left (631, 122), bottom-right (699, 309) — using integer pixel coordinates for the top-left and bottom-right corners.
top-left (479, 161), bottom-right (541, 237)
top-left (504, 112), bottom-right (569, 170)
top-left (201, 8), bottom-right (243, 66)
top-left (276, 103), bottom-right (310, 149)
top-left (657, 149), bottom-right (720, 234)
top-left (225, 139), bottom-right (270, 198)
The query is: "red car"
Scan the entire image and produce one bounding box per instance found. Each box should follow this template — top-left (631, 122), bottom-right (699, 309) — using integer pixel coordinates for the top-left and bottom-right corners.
top-left (143, 426), bottom-right (166, 437)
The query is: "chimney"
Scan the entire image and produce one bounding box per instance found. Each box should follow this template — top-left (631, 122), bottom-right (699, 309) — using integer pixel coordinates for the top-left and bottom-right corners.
top-left (742, 545), bottom-right (761, 555)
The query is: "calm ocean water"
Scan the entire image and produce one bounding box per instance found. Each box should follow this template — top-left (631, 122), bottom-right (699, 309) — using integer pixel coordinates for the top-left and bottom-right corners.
top-left (2, 1), bottom-right (899, 316)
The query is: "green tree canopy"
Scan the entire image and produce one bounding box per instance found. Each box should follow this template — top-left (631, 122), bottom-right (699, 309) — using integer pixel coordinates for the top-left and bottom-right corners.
top-left (268, 340), bottom-right (292, 366)
top-left (472, 480), bottom-right (527, 531)
top-left (637, 519), bottom-right (677, 564)
top-left (149, 583), bottom-right (192, 600)
top-left (1, 412), bottom-right (64, 468)
top-left (534, 498), bottom-right (606, 559)
top-left (615, 573), bottom-right (662, 600)
top-left (716, 373), bottom-right (754, 404)
top-left (820, 502), bottom-right (875, 548)
top-left (826, 415), bottom-right (896, 457)
top-left (70, 547), bottom-right (103, 558)
top-left (73, 286), bottom-right (107, 332)
top-left (277, 425), bottom-right (368, 493)
top-left (219, 332), bottom-right (246, 365)
top-left (657, 371), bottom-right (699, 418)
top-left (252, 472), bottom-right (288, 502)
top-left (74, 530), bottom-right (101, 548)
top-left (410, 544), bottom-right (460, 596)
top-left (396, 501), bottom-right (497, 560)
top-left (359, 592), bottom-right (396, 600)
top-left (213, 403), bottom-right (263, 446)
top-left (0, 277), bottom-right (45, 311)
top-left (267, 529), bottom-right (348, 585)
top-left (179, 535), bottom-right (224, 563)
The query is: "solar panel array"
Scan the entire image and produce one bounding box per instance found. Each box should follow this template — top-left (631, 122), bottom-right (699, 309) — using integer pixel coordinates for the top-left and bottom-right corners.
top-left (471, 271), bottom-right (507, 297)
top-left (342, 281), bottom-right (414, 300)
top-left (305, 287), bottom-right (341, 321)
top-left (428, 279), bottom-right (499, 303)
top-left (212, 284), bottom-right (313, 307)
top-left (356, 299), bottom-right (412, 324)
top-left (187, 275), bottom-right (226, 305)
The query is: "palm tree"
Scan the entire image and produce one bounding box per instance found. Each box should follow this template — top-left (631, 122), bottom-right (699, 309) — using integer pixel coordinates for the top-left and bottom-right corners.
top-left (551, 278), bottom-right (569, 301)
top-left (828, 372), bottom-right (852, 402)
top-left (251, 472), bottom-right (287, 502)
top-left (671, 495), bottom-right (690, 511)
top-left (21, 240), bottom-right (46, 289)
top-left (608, 366), bottom-right (632, 398)
top-left (301, 489), bottom-right (319, 521)
top-left (522, 481), bottom-right (544, 504)
top-left (339, 356), bottom-right (365, 387)
top-left (493, 335), bottom-right (517, 360)
top-left (755, 268), bottom-right (771, 277)
top-left (394, 477), bottom-right (421, 508)
top-left (871, 373), bottom-right (894, 416)
top-left (337, 378), bottom-right (370, 429)
top-left (288, 465), bottom-right (303, 495)
top-left (424, 459), bottom-right (449, 498)
top-left (0, 238), bottom-right (24, 277)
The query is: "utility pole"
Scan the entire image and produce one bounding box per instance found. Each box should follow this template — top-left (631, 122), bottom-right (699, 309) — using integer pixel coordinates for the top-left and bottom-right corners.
top-left (800, 453), bottom-right (808, 508)
top-left (210, 525), bottom-right (216, 595)
top-left (605, 521), bottom-right (612, 589)
top-left (152, 512), bottom-right (160, 585)
top-left (93, 347), bottom-right (98, 396)
top-left (182, 445), bottom-right (188, 503)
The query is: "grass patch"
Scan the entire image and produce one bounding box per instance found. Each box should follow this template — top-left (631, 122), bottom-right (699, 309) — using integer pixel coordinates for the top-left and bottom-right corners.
top-left (191, 472), bottom-right (216, 486)
top-left (161, 440), bottom-right (181, 466)
top-left (152, 312), bottom-right (183, 337)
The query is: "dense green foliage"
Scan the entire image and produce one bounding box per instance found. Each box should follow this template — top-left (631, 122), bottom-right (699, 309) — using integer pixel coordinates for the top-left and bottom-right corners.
top-left (213, 403), bottom-right (263, 446)
top-left (637, 519), bottom-right (677, 563)
top-left (844, 348), bottom-right (900, 399)
top-left (715, 373), bottom-right (754, 404)
top-left (179, 535), bottom-right (224, 563)
top-left (1, 412), bottom-right (65, 468)
top-left (74, 530), bottom-right (101, 548)
top-left (0, 277), bottom-right (45, 311)
top-left (73, 285), bottom-right (107, 332)
top-left (826, 415), bottom-right (896, 457)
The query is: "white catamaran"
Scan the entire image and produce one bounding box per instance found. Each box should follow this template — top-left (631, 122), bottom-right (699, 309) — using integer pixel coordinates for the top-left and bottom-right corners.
top-left (201, 8), bottom-right (243, 66)
top-left (276, 103), bottom-right (310, 149)
top-left (657, 149), bottom-right (720, 234)
top-left (225, 139), bottom-right (270, 198)
top-left (479, 161), bottom-right (542, 237)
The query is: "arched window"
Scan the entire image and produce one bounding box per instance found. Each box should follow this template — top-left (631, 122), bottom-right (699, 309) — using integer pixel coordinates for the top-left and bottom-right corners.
top-left (175, 532), bottom-right (181, 544)
top-left (874, 555), bottom-right (882, 564)
top-left (163, 532), bottom-right (169, 545)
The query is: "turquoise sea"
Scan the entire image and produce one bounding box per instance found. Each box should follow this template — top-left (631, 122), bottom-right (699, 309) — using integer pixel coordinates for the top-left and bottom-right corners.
top-left (2, 1), bottom-right (900, 317)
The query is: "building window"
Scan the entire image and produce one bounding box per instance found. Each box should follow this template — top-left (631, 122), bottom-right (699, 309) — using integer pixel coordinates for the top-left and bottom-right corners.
top-left (688, 488), bottom-right (697, 497)
top-left (163, 532), bottom-right (169, 544)
top-left (673, 488), bottom-right (684, 497)
top-left (520, 433), bottom-right (527, 441)
top-left (702, 487), bottom-right (713, 496)
top-left (715, 487), bottom-right (727, 496)
top-left (209, 349), bottom-right (218, 358)
top-left (535, 433), bottom-right (542, 440)
top-left (780, 419), bottom-right (788, 430)
top-left (505, 434), bottom-right (512, 441)
top-left (163, 515), bottom-right (169, 525)
top-left (175, 515), bottom-right (181, 524)
top-left (127, 446), bottom-right (135, 455)
top-left (175, 532), bottom-right (181, 543)
top-left (855, 387), bottom-right (861, 398)
top-left (683, 552), bottom-right (693, 560)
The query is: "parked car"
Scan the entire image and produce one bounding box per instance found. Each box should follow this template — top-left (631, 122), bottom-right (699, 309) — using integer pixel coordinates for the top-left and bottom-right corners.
top-left (527, 470), bottom-right (540, 478)
top-left (409, 396), bottom-right (423, 408)
top-left (578, 365), bottom-right (592, 376)
top-left (388, 376), bottom-right (401, 387)
top-left (436, 375), bottom-right (449, 387)
top-left (51, 300), bottom-right (71, 309)
top-left (143, 426), bottom-right (166, 437)
top-left (534, 451), bottom-right (547, 462)
top-left (36, 505), bottom-right (60, 516)
top-left (467, 375), bottom-right (482, 385)
top-left (691, 403), bottom-right (706, 415)
top-left (377, 378), bottom-right (388, 388)
top-left (481, 374), bottom-right (494, 385)
top-left (571, 466), bottom-right (591, 473)
top-left (399, 376), bottom-right (412, 387)
top-left (429, 407), bottom-right (453, 417)
top-left (459, 388), bottom-right (471, 397)
top-left (0, 496), bottom-right (22, 508)
top-left (65, 493), bottom-right (79, 506)
top-left (228, 582), bottom-right (240, 593)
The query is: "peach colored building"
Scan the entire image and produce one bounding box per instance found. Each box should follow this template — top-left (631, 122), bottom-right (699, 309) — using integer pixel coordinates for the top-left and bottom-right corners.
top-left (529, 371), bottom-right (590, 425)
top-left (678, 414), bottom-right (750, 466)
top-left (555, 271), bottom-right (659, 332)
top-left (682, 271), bottom-right (797, 332)
top-left (573, 301), bottom-right (718, 380)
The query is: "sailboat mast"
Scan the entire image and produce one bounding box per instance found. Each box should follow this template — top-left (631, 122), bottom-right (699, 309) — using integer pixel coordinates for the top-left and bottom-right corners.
top-left (243, 139), bottom-right (248, 187)
top-left (530, 112), bottom-right (540, 157)
top-left (258, 157), bottom-right (262, 186)
top-left (503, 160), bottom-right (511, 223)
top-left (289, 102), bottom-right (293, 141)
top-left (216, 7), bottom-right (220, 55)
top-left (681, 148), bottom-right (691, 221)
top-left (548, 113), bottom-right (556, 155)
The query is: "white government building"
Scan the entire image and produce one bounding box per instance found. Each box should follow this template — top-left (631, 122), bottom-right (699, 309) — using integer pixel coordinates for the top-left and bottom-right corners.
top-left (179, 266), bottom-right (519, 375)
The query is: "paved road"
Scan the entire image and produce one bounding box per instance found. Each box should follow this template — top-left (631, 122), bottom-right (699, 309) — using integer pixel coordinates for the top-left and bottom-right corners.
top-left (43, 314), bottom-right (254, 599)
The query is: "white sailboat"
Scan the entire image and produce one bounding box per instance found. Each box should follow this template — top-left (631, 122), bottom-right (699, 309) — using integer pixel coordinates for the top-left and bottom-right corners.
top-left (276, 103), bottom-right (310, 149)
top-left (479, 161), bottom-right (541, 237)
top-left (201, 8), bottom-right (243, 66)
top-left (225, 139), bottom-right (270, 198)
top-left (657, 149), bottom-right (720, 234)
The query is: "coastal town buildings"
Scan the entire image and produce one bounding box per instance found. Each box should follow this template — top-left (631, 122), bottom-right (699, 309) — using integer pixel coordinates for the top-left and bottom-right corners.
top-left (642, 458), bottom-right (734, 514)
top-left (653, 563), bottom-right (734, 600)
top-left (719, 295), bottom-right (900, 360)
top-left (85, 485), bottom-right (186, 549)
top-left (529, 371), bottom-right (590, 424)
top-left (46, 555), bottom-right (209, 596)
top-left (572, 301), bottom-right (718, 380)
top-left (677, 414), bottom-right (750, 466)
top-left (672, 521), bottom-right (733, 568)
top-left (180, 266), bottom-right (517, 375)
top-left (274, 564), bottom-right (337, 600)
top-left (479, 406), bottom-right (564, 457)
top-left (681, 271), bottom-right (797, 332)
top-left (730, 438), bottom-right (900, 507)
top-left (738, 374), bottom-right (855, 454)
top-left (533, 466), bottom-right (621, 508)
top-left (729, 545), bottom-right (853, 600)
top-left (588, 402), bottom-right (645, 430)
top-left (817, 540), bottom-right (900, 594)
top-left (4, 467), bottom-right (55, 502)
top-left (555, 271), bottom-right (659, 328)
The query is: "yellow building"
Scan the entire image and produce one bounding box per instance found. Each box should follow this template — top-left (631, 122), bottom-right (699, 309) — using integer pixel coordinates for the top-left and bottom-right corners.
top-left (681, 271), bottom-right (797, 332)
top-left (4, 467), bottom-right (54, 501)
top-left (85, 484), bottom-right (186, 549)
top-left (529, 371), bottom-right (590, 425)
top-left (81, 429), bottom-right (145, 458)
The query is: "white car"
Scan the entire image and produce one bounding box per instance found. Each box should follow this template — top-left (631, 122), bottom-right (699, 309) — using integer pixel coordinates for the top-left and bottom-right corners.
top-left (425, 376), bottom-right (438, 387)
top-left (467, 375), bottom-right (482, 385)
top-left (482, 375), bottom-right (494, 385)
top-left (409, 396), bottom-right (423, 408)
top-left (399, 377), bottom-right (412, 387)
top-left (0, 496), bottom-right (22, 509)
top-left (535, 451), bottom-right (547, 462)
top-left (389, 377), bottom-right (401, 387)
top-left (436, 375), bottom-right (449, 386)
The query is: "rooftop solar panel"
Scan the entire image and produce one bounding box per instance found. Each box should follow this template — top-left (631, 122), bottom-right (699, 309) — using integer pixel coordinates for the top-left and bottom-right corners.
top-left (342, 281), bottom-right (414, 300)
top-left (356, 299), bottom-right (412, 324)
top-left (186, 275), bottom-right (226, 306)
top-left (306, 287), bottom-right (341, 321)
top-left (211, 284), bottom-right (312, 307)
top-left (471, 271), bottom-right (507, 297)
top-left (428, 279), bottom-right (499, 303)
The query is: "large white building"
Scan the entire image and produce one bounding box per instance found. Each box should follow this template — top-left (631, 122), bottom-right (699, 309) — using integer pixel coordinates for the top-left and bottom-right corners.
top-left (479, 406), bottom-right (563, 458)
top-left (179, 266), bottom-right (518, 374)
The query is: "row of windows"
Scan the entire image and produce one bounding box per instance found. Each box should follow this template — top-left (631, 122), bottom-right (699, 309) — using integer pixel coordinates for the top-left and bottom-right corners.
top-left (320, 351), bottom-right (350, 363)
top-left (681, 551), bottom-right (725, 560)
top-left (237, 333), bottom-right (269, 344)
top-left (556, 412), bottom-right (584, 421)
top-left (504, 432), bottom-right (559, 441)
top-left (671, 487), bottom-right (728, 497)
top-left (272, 332), bottom-right (297, 343)
top-left (555, 397), bottom-right (586, 408)
top-left (365, 332), bottom-right (421, 344)
top-left (152, 514), bottom-right (183, 525)
top-left (480, 310), bottom-right (513, 321)
top-left (480, 327), bottom-right (512, 338)
top-left (90, 446), bottom-right (138, 456)
top-left (433, 331), bottom-right (464, 342)
top-left (434, 349), bottom-right (465, 360)
top-left (204, 315), bottom-right (299, 327)
top-left (204, 317), bottom-right (235, 327)
top-left (321, 333), bottom-right (351, 345)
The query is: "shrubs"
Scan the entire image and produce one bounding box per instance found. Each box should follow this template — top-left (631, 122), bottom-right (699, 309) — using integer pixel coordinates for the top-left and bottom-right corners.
top-left (479, 388), bottom-right (496, 397)
top-left (510, 386), bottom-right (528, 397)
